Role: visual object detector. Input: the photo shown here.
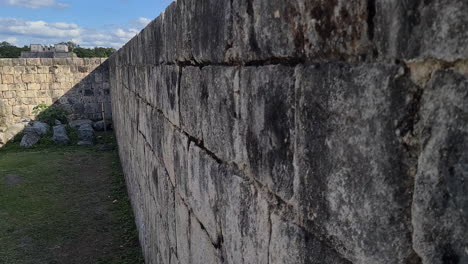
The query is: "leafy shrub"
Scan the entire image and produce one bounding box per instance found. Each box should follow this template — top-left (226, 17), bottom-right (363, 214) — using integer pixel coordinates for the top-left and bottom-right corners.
top-left (32, 104), bottom-right (69, 125)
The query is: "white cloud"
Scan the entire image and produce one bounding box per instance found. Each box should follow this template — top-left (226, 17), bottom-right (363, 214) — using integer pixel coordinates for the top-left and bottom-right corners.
top-left (0, 16), bottom-right (150, 49)
top-left (114, 28), bottom-right (139, 39)
top-left (0, 0), bottom-right (69, 9)
top-left (5, 36), bottom-right (17, 44)
top-left (0, 18), bottom-right (81, 38)
top-left (136, 17), bottom-right (151, 27)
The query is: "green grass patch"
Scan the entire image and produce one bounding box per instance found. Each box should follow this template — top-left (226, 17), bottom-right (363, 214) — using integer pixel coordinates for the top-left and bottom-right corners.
top-left (0, 132), bottom-right (143, 264)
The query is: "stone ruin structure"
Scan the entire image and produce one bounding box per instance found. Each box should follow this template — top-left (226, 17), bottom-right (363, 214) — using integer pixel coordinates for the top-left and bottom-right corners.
top-left (21, 44), bottom-right (76, 58)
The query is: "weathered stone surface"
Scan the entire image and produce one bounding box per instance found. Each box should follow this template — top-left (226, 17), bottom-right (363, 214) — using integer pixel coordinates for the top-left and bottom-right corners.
top-left (69, 119), bottom-right (93, 129)
top-left (294, 63), bottom-right (417, 263)
top-left (77, 123), bottom-right (95, 145)
top-left (107, 1), bottom-right (468, 263)
top-left (239, 66), bottom-right (295, 200)
top-left (269, 213), bottom-right (350, 264)
top-left (52, 125), bottom-right (69, 145)
top-left (190, 0), bottom-right (231, 63)
top-left (412, 70), bottom-right (468, 264)
top-left (3, 123), bottom-right (25, 142)
top-left (180, 66), bottom-right (238, 161)
top-left (24, 121), bottom-right (49, 136)
top-left (374, 0), bottom-right (468, 60)
top-left (220, 173), bottom-right (270, 264)
top-left (185, 143), bottom-right (222, 242)
top-left (230, 0), bottom-right (370, 62)
top-left (146, 65), bottom-right (180, 126)
top-left (189, 214), bottom-right (222, 264)
top-left (20, 132), bottom-right (41, 148)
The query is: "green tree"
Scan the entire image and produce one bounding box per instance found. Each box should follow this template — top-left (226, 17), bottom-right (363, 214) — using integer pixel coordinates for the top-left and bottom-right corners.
top-left (0, 42), bottom-right (29, 58)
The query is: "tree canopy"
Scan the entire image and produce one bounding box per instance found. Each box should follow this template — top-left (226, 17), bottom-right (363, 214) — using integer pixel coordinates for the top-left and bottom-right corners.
top-left (0, 42), bottom-right (29, 58)
top-left (0, 41), bottom-right (116, 58)
top-left (59, 41), bottom-right (116, 58)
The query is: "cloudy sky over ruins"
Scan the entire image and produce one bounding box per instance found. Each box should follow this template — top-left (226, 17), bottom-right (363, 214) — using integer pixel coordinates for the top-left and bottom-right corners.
top-left (0, 0), bottom-right (173, 49)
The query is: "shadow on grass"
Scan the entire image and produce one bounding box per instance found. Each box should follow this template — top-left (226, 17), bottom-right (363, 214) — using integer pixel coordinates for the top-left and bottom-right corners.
top-left (0, 132), bottom-right (144, 264)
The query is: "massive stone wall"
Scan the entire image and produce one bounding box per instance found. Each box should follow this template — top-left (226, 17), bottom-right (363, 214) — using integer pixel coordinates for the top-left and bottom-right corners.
top-left (0, 58), bottom-right (111, 128)
top-left (108, 0), bottom-right (468, 263)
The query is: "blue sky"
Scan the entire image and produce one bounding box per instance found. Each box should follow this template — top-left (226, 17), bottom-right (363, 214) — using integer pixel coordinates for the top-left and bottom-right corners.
top-left (0, 0), bottom-right (174, 49)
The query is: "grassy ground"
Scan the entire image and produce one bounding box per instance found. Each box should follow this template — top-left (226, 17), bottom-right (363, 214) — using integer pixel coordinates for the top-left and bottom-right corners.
top-left (0, 132), bottom-right (143, 264)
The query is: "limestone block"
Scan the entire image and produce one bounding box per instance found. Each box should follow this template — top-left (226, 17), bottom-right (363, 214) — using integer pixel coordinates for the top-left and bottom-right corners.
top-left (13, 66), bottom-right (25, 74)
top-left (2, 74), bottom-right (14, 84)
top-left (53, 58), bottom-right (68, 65)
top-left (185, 143), bottom-right (223, 242)
top-left (72, 58), bottom-right (84, 66)
top-left (230, 0), bottom-right (370, 62)
top-left (15, 83), bottom-right (27, 91)
top-left (179, 67), bottom-right (203, 139)
top-left (36, 90), bottom-right (47, 97)
top-left (269, 214), bottom-right (350, 264)
top-left (189, 0), bottom-right (231, 63)
top-left (35, 74), bottom-right (47, 83)
top-left (36, 98), bottom-right (53, 105)
top-left (94, 72), bottom-right (103, 82)
top-left (147, 65), bottom-right (180, 126)
top-left (0, 59), bottom-right (13, 66)
top-left (40, 58), bottom-right (53, 65)
top-left (60, 65), bottom-right (71, 74)
top-left (189, 214), bottom-right (222, 264)
top-left (180, 66), bottom-right (238, 162)
top-left (36, 66), bottom-right (49, 74)
top-left (40, 83), bottom-right (50, 90)
top-left (0, 100), bottom-right (9, 116)
top-left (27, 83), bottom-right (41, 90)
top-left (22, 74), bottom-right (35, 83)
top-left (68, 65), bottom-right (77, 73)
top-left (84, 103), bottom-right (99, 114)
top-left (14, 75), bottom-right (22, 84)
top-left (2, 66), bottom-right (14, 74)
top-left (238, 65), bottom-right (296, 200)
top-left (153, 111), bottom-right (181, 186)
top-left (220, 173), bottom-right (270, 264)
top-left (12, 105), bottom-right (28, 117)
top-left (55, 73), bottom-right (67, 83)
top-left (24, 66), bottom-right (37, 74)
top-left (374, 0), bottom-right (468, 60)
top-left (43, 74), bottom-right (53, 83)
top-left (175, 195), bottom-right (190, 264)
top-left (0, 84), bottom-right (9, 91)
top-left (2, 91), bottom-right (16, 99)
top-left (84, 58), bottom-right (100, 65)
top-left (294, 63), bottom-right (415, 263)
top-left (412, 70), bottom-right (468, 264)
top-left (51, 83), bottom-right (63, 90)
top-left (12, 59), bottom-right (26, 66)
top-left (26, 58), bottom-right (40, 66)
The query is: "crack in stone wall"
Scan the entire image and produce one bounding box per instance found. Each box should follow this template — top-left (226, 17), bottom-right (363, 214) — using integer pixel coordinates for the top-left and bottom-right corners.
top-left (108, 0), bottom-right (468, 263)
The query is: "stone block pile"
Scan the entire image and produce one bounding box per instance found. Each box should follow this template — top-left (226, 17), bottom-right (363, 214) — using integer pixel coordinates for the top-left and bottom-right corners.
top-left (0, 118), bottom-right (111, 148)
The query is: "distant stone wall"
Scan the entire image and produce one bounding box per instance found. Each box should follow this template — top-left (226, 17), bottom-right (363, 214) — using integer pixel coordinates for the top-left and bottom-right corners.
top-left (20, 52), bottom-right (75, 58)
top-left (0, 58), bottom-right (111, 128)
top-left (108, 1), bottom-right (468, 264)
